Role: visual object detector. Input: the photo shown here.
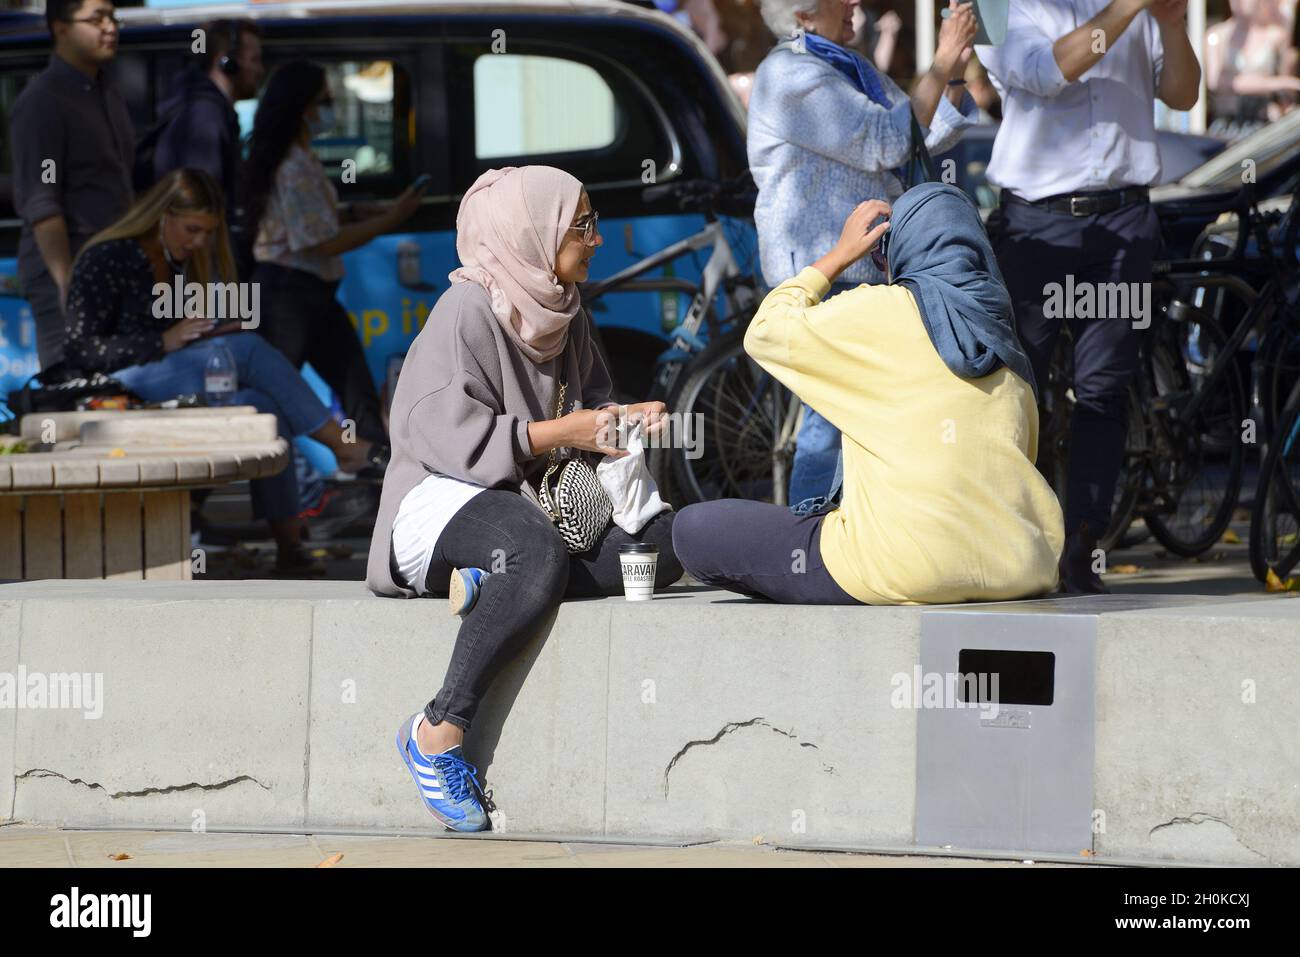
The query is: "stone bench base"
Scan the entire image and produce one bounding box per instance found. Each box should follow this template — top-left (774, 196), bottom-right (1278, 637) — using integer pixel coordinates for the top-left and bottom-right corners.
top-left (0, 581), bottom-right (1296, 865)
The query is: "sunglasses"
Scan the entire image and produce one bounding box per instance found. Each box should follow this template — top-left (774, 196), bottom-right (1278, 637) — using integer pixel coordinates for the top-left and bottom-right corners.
top-left (566, 210), bottom-right (600, 246)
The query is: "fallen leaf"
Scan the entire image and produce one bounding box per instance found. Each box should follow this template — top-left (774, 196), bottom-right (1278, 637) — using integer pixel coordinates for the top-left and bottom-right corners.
top-left (107, 448), bottom-right (126, 458)
top-left (1108, 564), bottom-right (1143, 575)
top-left (315, 852), bottom-right (344, 868)
top-left (108, 852), bottom-right (132, 861)
top-left (1221, 529), bottom-right (1241, 544)
top-left (1265, 568), bottom-right (1299, 592)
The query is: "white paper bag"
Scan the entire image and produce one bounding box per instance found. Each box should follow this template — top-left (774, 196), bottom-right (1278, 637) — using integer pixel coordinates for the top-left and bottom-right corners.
top-left (596, 417), bottom-right (669, 534)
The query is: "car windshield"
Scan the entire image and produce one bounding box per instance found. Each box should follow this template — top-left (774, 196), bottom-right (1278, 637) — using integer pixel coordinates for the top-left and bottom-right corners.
top-left (1181, 110), bottom-right (1300, 189)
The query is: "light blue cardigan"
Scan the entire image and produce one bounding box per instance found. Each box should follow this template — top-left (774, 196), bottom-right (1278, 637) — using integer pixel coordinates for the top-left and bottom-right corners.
top-left (747, 38), bottom-right (977, 288)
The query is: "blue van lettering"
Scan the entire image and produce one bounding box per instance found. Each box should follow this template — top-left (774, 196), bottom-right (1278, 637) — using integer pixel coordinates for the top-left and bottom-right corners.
top-left (361, 310), bottom-right (389, 348)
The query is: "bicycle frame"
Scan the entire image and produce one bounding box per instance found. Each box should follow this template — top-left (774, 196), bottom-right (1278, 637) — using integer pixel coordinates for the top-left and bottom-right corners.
top-left (582, 218), bottom-right (754, 397)
top-left (1152, 262), bottom-right (1289, 442)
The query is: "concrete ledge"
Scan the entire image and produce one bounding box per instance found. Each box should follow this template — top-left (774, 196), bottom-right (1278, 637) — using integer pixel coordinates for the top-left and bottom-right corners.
top-left (0, 580), bottom-right (1295, 864)
top-left (1095, 600), bottom-right (1300, 865)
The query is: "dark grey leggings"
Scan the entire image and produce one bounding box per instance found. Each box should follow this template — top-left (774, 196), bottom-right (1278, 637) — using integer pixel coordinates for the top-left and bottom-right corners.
top-left (408, 488), bottom-right (682, 731)
top-left (672, 499), bottom-right (862, 604)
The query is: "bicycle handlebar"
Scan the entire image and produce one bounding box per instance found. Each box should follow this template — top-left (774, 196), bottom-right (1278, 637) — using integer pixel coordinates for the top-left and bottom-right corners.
top-left (641, 175), bottom-right (757, 217)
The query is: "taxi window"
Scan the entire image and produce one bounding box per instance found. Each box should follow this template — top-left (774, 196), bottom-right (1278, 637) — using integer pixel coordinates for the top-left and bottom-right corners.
top-left (450, 41), bottom-right (674, 187)
top-left (313, 60), bottom-right (403, 181)
top-left (474, 55), bottom-right (616, 159)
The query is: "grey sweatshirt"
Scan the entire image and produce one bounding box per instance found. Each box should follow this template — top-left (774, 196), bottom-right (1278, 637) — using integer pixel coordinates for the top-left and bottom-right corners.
top-left (365, 280), bottom-right (617, 597)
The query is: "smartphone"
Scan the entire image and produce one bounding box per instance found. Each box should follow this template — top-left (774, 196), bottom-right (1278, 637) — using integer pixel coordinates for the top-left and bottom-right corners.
top-left (410, 173), bottom-right (433, 192)
top-left (198, 321), bottom-right (244, 339)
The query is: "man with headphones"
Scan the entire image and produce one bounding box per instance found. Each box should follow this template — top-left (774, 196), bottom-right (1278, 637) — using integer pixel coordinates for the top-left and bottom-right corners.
top-left (144, 18), bottom-right (264, 233)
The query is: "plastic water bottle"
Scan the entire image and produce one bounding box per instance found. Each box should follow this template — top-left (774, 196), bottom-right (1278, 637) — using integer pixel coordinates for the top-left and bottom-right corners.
top-left (204, 342), bottom-right (238, 406)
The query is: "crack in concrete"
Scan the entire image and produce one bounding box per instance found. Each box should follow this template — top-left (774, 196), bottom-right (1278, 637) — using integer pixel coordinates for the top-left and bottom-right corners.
top-left (1148, 811), bottom-right (1269, 861)
top-left (663, 718), bottom-right (831, 796)
top-left (16, 768), bottom-right (270, 799)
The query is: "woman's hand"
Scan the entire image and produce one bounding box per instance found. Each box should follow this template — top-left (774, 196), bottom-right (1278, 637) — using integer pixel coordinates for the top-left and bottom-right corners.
top-left (382, 184), bottom-right (428, 227)
top-left (562, 407), bottom-right (630, 458)
top-left (812, 200), bottom-right (891, 283)
top-left (161, 316), bottom-right (216, 353)
top-left (620, 400), bottom-right (670, 439)
top-left (934, 1), bottom-right (977, 81)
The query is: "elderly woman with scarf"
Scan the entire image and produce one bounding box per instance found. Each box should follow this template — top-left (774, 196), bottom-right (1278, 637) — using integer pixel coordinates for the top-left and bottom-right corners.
top-left (367, 166), bottom-right (682, 832)
top-left (672, 183), bottom-right (1064, 605)
top-left (749, 0), bottom-right (979, 509)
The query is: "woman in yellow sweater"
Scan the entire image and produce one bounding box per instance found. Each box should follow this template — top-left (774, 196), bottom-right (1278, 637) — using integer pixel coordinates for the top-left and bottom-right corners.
top-left (672, 183), bottom-right (1064, 604)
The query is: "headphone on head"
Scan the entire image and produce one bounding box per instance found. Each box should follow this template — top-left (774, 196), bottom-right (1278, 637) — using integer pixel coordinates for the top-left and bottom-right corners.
top-left (216, 20), bottom-right (242, 77)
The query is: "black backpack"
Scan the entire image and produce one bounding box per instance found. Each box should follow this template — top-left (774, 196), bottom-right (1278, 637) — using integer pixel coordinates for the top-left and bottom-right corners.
top-left (131, 100), bottom-right (187, 193)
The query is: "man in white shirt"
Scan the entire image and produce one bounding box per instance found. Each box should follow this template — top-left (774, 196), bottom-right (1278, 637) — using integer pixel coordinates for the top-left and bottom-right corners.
top-left (976, 0), bottom-right (1200, 592)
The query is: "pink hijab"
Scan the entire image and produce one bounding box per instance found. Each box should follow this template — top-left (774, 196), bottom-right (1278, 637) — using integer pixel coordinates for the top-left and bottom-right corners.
top-left (448, 166), bottom-right (584, 364)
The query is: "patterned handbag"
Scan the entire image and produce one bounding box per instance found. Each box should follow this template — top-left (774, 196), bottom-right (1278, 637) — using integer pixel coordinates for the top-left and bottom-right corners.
top-left (537, 377), bottom-right (613, 553)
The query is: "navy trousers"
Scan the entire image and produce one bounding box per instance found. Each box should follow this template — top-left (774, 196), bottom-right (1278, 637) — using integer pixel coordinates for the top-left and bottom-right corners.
top-left (991, 196), bottom-right (1161, 535)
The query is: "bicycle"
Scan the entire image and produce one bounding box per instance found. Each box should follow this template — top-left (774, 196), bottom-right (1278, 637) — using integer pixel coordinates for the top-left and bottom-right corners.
top-left (579, 176), bottom-right (761, 399)
top-left (1247, 188), bottom-right (1300, 582)
top-left (1037, 184), bottom-right (1298, 559)
top-left (664, 325), bottom-right (800, 505)
top-left (1134, 183), bottom-right (1300, 556)
top-left (578, 176), bottom-right (762, 499)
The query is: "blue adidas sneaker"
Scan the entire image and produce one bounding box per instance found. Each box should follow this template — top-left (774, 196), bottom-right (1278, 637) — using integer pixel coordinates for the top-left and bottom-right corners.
top-left (448, 567), bottom-right (492, 617)
top-left (395, 713), bottom-right (489, 832)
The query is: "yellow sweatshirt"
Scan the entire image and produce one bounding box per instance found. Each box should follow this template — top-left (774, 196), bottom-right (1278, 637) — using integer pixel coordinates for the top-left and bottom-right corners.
top-left (744, 267), bottom-right (1065, 605)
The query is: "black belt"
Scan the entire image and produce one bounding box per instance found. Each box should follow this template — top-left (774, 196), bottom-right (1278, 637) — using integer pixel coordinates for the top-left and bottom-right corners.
top-left (1002, 186), bottom-right (1149, 217)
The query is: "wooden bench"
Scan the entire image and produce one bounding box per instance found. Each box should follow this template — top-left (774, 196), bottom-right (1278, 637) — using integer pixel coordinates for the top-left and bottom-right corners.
top-left (0, 407), bottom-right (287, 581)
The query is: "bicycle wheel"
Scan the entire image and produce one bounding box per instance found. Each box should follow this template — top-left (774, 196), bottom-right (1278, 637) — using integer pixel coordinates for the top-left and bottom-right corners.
top-left (1143, 315), bottom-right (1246, 556)
top-left (1250, 381), bottom-right (1300, 582)
top-left (667, 328), bottom-right (793, 504)
top-left (1100, 386), bottom-right (1146, 553)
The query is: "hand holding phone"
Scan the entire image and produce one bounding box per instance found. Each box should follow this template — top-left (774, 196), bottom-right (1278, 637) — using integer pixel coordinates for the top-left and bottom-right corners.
top-left (940, 0), bottom-right (1009, 46)
top-left (198, 321), bottom-right (245, 339)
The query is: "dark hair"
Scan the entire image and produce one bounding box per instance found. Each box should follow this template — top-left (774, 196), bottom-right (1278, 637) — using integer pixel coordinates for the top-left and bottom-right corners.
top-left (46, 0), bottom-right (96, 36)
top-left (241, 59), bottom-right (326, 246)
top-left (197, 18), bottom-right (263, 72)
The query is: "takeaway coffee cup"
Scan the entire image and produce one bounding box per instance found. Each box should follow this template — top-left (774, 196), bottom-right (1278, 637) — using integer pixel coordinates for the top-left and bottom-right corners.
top-left (618, 542), bottom-right (659, 601)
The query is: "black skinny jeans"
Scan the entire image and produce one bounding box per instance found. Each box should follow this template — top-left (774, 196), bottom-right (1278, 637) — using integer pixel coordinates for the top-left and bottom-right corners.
top-left (252, 261), bottom-right (388, 446)
top-left (407, 488), bottom-right (682, 731)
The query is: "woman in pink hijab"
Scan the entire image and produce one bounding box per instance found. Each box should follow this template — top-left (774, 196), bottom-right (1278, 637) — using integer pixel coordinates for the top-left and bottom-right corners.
top-left (367, 166), bottom-right (682, 832)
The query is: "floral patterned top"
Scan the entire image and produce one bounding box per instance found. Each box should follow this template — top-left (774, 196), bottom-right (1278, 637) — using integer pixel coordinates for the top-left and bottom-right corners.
top-left (64, 238), bottom-right (168, 374)
top-left (252, 142), bottom-right (345, 282)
